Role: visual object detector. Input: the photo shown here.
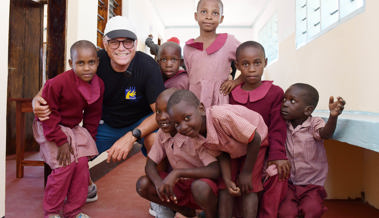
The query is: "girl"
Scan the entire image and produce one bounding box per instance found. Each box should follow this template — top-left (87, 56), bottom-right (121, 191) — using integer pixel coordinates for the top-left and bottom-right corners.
top-left (184, 0), bottom-right (241, 108)
top-left (229, 41), bottom-right (289, 217)
top-left (33, 40), bottom-right (103, 218)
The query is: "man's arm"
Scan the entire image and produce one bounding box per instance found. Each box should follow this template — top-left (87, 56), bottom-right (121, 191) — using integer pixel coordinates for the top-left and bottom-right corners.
top-left (106, 102), bottom-right (159, 162)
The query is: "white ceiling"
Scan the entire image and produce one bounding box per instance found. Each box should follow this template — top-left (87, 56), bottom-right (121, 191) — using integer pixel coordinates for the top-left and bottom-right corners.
top-left (151, 0), bottom-right (268, 28)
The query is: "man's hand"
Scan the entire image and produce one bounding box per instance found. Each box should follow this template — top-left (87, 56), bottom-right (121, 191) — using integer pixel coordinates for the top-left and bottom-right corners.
top-left (32, 96), bottom-right (51, 121)
top-left (57, 143), bottom-right (73, 166)
top-left (268, 159), bottom-right (291, 181)
top-left (329, 96), bottom-right (345, 117)
top-left (106, 131), bottom-right (136, 163)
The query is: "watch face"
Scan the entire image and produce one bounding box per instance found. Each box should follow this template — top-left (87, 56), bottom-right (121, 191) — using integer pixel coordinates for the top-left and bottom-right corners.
top-left (132, 128), bottom-right (141, 139)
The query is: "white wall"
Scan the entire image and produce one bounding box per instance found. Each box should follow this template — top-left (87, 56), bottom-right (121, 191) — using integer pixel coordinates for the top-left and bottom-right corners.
top-left (125, 0), bottom-right (165, 53)
top-left (0, 0), bottom-right (10, 216)
top-left (66, 0), bottom-right (98, 70)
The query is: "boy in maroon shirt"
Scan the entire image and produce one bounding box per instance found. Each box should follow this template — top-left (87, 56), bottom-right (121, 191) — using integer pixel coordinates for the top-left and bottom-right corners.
top-left (33, 40), bottom-right (104, 218)
top-left (229, 41), bottom-right (288, 217)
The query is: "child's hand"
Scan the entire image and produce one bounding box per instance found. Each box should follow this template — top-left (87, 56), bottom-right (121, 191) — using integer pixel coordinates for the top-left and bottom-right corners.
top-left (220, 80), bottom-right (239, 95)
top-left (268, 160), bottom-right (291, 181)
top-left (225, 180), bottom-right (241, 196)
top-left (238, 171), bottom-right (253, 194)
top-left (57, 143), bottom-right (73, 166)
top-left (159, 171), bottom-right (178, 204)
top-left (329, 96), bottom-right (345, 117)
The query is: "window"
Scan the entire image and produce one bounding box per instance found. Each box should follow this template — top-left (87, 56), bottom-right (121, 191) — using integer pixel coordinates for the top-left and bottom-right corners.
top-left (97, 0), bottom-right (122, 48)
top-left (258, 15), bottom-right (279, 65)
top-left (296, 0), bottom-right (365, 48)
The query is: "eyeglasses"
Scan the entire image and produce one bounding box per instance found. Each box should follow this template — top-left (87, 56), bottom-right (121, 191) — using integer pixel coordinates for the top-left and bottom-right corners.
top-left (107, 39), bottom-right (135, 49)
top-left (159, 58), bottom-right (180, 63)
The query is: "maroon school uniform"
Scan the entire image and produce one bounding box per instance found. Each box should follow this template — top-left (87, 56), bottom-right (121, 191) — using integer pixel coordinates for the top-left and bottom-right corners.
top-left (33, 69), bottom-right (104, 218)
top-left (164, 70), bottom-right (189, 90)
top-left (230, 81), bottom-right (287, 218)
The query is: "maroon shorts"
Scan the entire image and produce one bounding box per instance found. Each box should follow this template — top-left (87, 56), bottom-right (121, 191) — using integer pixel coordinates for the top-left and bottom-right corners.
top-left (219, 139), bottom-right (268, 193)
top-left (159, 172), bottom-right (218, 209)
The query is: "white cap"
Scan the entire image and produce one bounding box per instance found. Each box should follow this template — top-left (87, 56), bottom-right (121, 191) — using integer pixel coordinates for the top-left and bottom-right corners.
top-left (103, 16), bottom-right (137, 40)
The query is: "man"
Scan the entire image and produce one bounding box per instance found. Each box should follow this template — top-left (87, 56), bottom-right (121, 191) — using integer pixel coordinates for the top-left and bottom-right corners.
top-left (33, 16), bottom-right (165, 202)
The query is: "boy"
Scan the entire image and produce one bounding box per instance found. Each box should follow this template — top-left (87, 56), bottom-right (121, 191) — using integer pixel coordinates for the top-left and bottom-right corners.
top-left (33, 40), bottom-right (104, 218)
top-left (158, 41), bottom-right (189, 90)
top-left (166, 89), bottom-right (268, 218)
top-left (279, 83), bottom-right (345, 218)
top-left (136, 89), bottom-right (219, 218)
top-left (230, 41), bottom-right (289, 218)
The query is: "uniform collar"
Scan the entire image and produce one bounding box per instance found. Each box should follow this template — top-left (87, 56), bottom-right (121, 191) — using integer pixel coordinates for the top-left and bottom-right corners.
top-left (231, 81), bottom-right (273, 104)
top-left (287, 116), bottom-right (313, 133)
top-left (185, 33), bottom-right (228, 55)
top-left (160, 130), bottom-right (186, 148)
top-left (165, 69), bottom-right (186, 81)
top-left (73, 69), bottom-right (101, 104)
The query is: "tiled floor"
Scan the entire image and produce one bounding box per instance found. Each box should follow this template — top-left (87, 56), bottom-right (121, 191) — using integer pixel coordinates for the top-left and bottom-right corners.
top-left (5, 152), bottom-right (379, 218)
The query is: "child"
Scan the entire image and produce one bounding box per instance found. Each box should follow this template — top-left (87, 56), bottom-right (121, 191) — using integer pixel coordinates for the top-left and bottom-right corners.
top-left (136, 89), bottom-right (219, 218)
top-left (278, 83), bottom-right (345, 218)
top-left (230, 41), bottom-right (289, 217)
top-left (158, 41), bottom-right (189, 90)
top-left (184, 0), bottom-right (242, 108)
top-left (32, 40), bottom-right (104, 218)
top-left (167, 89), bottom-right (268, 218)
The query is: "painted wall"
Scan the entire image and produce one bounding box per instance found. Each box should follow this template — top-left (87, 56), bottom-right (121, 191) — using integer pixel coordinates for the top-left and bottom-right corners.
top-left (253, 0), bottom-right (379, 209)
top-left (260, 0), bottom-right (379, 112)
top-left (66, 0), bottom-right (98, 70)
top-left (125, 0), bottom-right (165, 53)
top-left (1, 1), bottom-right (10, 216)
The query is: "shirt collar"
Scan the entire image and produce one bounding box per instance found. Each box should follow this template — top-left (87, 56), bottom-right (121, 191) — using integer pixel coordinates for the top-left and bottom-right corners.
top-left (287, 116), bottom-right (313, 132)
top-left (160, 130), bottom-right (186, 148)
top-left (185, 33), bottom-right (228, 55)
top-left (74, 69), bottom-right (101, 104)
top-left (231, 81), bottom-right (273, 104)
top-left (165, 70), bottom-right (186, 81)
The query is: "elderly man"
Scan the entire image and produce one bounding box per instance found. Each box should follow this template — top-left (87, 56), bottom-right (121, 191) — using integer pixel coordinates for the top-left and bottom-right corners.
top-left (33, 16), bottom-right (165, 202)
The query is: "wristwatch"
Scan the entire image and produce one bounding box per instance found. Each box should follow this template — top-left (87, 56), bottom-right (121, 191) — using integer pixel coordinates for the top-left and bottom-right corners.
top-left (132, 128), bottom-right (141, 140)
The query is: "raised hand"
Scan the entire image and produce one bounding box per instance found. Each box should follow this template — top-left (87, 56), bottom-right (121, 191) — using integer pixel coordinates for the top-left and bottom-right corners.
top-left (329, 96), bottom-right (345, 117)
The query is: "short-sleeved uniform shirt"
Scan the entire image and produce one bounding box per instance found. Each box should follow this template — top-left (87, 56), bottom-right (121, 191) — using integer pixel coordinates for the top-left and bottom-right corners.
top-left (148, 129), bottom-right (217, 169)
top-left (97, 50), bottom-right (165, 128)
top-left (197, 104), bottom-right (268, 159)
top-left (286, 116), bottom-right (328, 186)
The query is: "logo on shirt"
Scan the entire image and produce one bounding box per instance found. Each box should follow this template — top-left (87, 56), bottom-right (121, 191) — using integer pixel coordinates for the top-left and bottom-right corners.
top-left (125, 87), bottom-right (137, 100)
